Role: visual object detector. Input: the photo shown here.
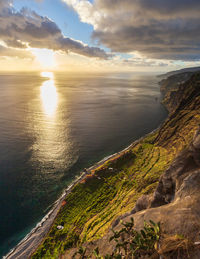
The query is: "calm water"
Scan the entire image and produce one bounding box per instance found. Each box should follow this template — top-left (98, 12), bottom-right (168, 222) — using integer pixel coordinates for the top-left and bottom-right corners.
top-left (0, 72), bottom-right (167, 257)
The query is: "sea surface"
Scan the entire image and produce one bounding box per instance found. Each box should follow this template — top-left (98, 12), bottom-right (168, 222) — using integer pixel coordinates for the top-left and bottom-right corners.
top-left (0, 72), bottom-right (167, 258)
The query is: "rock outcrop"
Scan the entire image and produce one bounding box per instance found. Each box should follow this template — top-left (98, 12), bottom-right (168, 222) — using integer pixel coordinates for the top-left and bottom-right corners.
top-left (32, 71), bottom-right (200, 259)
top-left (65, 128), bottom-right (200, 258)
top-left (64, 72), bottom-right (200, 258)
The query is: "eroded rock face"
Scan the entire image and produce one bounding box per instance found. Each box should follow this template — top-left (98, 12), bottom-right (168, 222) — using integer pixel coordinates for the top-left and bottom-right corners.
top-left (193, 127), bottom-right (200, 150)
top-left (65, 129), bottom-right (200, 258)
top-left (112, 130), bottom-right (200, 255)
top-left (150, 131), bottom-right (200, 209)
top-left (63, 73), bottom-right (200, 259)
top-left (125, 129), bottom-right (200, 224)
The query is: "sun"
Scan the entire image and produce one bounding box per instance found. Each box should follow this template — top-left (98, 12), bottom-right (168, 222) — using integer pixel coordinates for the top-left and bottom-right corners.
top-left (31, 48), bottom-right (56, 69)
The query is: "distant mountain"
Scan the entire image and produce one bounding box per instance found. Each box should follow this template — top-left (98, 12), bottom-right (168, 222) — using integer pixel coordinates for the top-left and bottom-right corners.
top-left (158, 66), bottom-right (200, 78)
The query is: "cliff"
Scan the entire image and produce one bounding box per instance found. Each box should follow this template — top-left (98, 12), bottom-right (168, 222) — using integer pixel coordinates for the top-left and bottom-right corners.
top-left (158, 66), bottom-right (200, 79)
top-left (32, 72), bottom-right (200, 258)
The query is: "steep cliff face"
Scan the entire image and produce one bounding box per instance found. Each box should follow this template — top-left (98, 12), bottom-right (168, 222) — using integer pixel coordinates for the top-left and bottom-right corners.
top-left (158, 66), bottom-right (200, 79)
top-left (155, 72), bottom-right (200, 152)
top-left (159, 72), bottom-right (196, 112)
top-left (64, 72), bottom-right (200, 258)
top-left (32, 71), bottom-right (200, 259)
top-left (75, 128), bottom-right (200, 258)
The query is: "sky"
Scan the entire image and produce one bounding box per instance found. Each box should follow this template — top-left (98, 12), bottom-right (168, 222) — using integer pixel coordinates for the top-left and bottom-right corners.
top-left (0, 0), bottom-right (200, 72)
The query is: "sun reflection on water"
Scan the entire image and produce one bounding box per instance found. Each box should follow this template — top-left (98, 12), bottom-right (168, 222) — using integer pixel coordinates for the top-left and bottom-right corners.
top-left (40, 72), bottom-right (58, 117)
top-left (32, 71), bottom-right (63, 169)
top-left (29, 72), bottom-right (76, 177)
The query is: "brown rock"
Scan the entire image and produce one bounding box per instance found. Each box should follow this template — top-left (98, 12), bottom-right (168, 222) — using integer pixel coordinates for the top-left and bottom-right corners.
top-left (68, 129), bottom-right (200, 258)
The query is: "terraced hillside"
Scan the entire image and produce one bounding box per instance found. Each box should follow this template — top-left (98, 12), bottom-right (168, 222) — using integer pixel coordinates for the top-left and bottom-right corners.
top-left (32, 72), bottom-right (200, 259)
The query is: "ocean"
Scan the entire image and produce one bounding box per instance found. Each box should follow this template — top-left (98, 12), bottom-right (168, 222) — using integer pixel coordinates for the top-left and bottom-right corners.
top-left (0, 71), bottom-right (167, 258)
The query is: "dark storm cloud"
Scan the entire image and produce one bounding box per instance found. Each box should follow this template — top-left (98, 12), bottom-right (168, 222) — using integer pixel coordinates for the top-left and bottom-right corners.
top-left (0, 1), bottom-right (109, 59)
top-left (97, 0), bottom-right (200, 16)
top-left (93, 17), bottom-right (200, 60)
top-left (86, 0), bottom-right (200, 60)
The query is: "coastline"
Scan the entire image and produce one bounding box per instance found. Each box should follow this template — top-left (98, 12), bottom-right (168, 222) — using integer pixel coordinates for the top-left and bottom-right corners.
top-left (4, 125), bottom-right (161, 259)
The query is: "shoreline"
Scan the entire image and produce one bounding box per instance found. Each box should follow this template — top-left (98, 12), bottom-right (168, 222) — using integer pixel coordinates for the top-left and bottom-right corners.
top-left (3, 125), bottom-right (161, 259)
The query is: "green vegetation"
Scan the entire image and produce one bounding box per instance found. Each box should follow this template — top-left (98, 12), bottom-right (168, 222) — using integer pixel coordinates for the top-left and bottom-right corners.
top-left (32, 135), bottom-right (174, 259)
top-left (73, 218), bottom-right (160, 258)
top-left (32, 72), bottom-right (200, 258)
top-left (107, 218), bottom-right (160, 258)
top-left (73, 219), bottom-right (193, 259)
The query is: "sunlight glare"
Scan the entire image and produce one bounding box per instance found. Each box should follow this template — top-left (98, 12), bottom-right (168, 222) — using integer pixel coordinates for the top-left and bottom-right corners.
top-left (41, 71), bottom-right (54, 79)
top-left (32, 48), bottom-right (55, 69)
top-left (40, 72), bottom-right (58, 117)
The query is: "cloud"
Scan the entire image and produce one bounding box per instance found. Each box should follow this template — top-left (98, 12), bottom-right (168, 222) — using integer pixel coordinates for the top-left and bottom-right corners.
top-left (0, 0), bottom-right (109, 59)
top-left (63, 0), bottom-right (200, 60)
top-left (0, 44), bottom-right (33, 59)
top-left (0, 0), bottom-right (13, 10)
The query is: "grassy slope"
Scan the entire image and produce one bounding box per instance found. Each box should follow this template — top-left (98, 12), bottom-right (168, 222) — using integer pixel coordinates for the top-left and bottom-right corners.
top-left (32, 72), bottom-right (200, 258)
